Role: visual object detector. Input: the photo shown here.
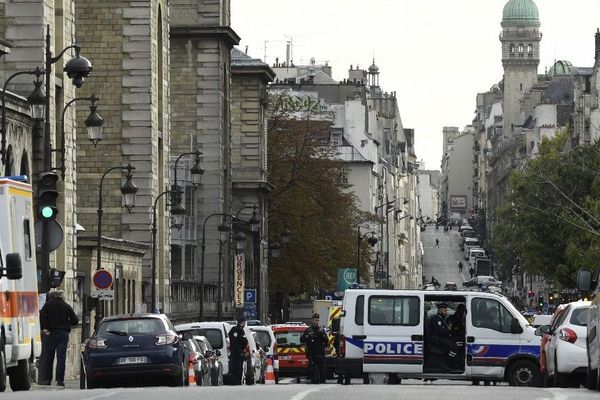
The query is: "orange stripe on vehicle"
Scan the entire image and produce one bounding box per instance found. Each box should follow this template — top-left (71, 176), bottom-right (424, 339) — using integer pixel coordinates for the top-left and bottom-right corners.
top-left (0, 292), bottom-right (39, 318)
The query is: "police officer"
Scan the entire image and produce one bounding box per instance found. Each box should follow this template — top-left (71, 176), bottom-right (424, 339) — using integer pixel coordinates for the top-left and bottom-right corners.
top-left (228, 316), bottom-right (249, 385)
top-left (301, 313), bottom-right (329, 383)
top-left (429, 303), bottom-right (460, 371)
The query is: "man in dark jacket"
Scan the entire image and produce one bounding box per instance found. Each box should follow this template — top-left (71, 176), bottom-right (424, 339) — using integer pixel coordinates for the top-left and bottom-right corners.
top-left (39, 290), bottom-right (79, 386)
top-left (429, 303), bottom-right (461, 371)
top-left (300, 313), bottom-right (329, 383)
top-left (228, 316), bottom-right (248, 385)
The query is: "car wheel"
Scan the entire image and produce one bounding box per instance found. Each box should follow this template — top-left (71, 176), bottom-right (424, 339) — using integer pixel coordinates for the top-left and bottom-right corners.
top-left (587, 365), bottom-right (597, 390)
top-left (507, 360), bottom-right (540, 387)
top-left (0, 339), bottom-right (7, 392)
top-left (8, 358), bottom-right (31, 391)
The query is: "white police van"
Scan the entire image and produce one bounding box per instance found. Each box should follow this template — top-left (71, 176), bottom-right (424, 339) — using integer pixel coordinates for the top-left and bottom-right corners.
top-left (336, 289), bottom-right (541, 386)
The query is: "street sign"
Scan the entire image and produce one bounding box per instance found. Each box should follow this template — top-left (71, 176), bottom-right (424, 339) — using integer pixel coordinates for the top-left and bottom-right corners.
top-left (34, 219), bottom-right (64, 252)
top-left (93, 269), bottom-right (113, 290)
top-left (91, 288), bottom-right (114, 300)
top-left (243, 303), bottom-right (256, 319)
top-left (244, 289), bottom-right (256, 304)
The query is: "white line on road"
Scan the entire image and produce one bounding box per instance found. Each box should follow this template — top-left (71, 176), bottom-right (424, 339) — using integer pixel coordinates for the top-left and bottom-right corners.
top-left (80, 392), bottom-right (120, 400)
top-left (289, 385), bottom-right (334, 400)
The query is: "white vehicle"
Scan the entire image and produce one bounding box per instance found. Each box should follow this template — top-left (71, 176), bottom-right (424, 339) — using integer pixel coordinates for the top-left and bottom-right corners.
top-left (463, 238), bottom-right (481, 259)
top-left (467, 249), bottom-right (486, 271)
top-left (540, 301), bottom-right (590, 387)
top-left (250, 325), bottom-right (279, 383)
top-left (175, 321), bottom-right (232, 377)
top-left (240, 326), bottom-right (264, 384)
top-left (531, 315), bottom-right (552, 329)
top-left (337, 289), bottom-right (540, 386)
top-left (576, 269), bottom-right (600, 390)
top-left (0, 177), bottom-right (42, 391)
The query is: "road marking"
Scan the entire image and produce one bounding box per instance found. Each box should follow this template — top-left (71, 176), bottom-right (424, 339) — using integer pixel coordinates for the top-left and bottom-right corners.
top-left (81, 392), bottom-right (121, 400)
top-left (289, 385), bottom-right (334, 400)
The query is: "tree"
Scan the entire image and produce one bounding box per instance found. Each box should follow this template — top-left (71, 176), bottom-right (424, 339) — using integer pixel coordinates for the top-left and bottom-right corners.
top-left (266, 90), bottom-right (369, 299)
top-left (491, 129), bottom-right (600, 286)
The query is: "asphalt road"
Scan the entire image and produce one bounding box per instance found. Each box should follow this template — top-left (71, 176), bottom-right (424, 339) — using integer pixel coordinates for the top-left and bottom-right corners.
top-left (422, 226), bottom-right (468, 288)
top-left (8, 381), bottom-right (600, 400)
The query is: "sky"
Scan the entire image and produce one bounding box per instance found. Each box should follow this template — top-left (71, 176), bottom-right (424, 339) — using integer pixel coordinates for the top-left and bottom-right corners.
top-left (231, 0), bottom-right (600, 170)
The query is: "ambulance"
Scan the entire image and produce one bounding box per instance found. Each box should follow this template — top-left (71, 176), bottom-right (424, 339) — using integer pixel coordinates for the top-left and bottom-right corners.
top-left (336, 289), bottom-right (541, 386)
top-left (0, 177), bottom-right (42, 391)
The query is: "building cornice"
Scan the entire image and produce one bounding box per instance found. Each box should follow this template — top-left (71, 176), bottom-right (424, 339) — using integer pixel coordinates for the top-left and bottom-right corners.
top-left (170, 26), bottom-right (241, 46)
top-left (232, 64), bottom-right (276, 83)
top-left (78, 235), bottom-right (150, 256)
top-left (232, 180), bottom-right (275, 195)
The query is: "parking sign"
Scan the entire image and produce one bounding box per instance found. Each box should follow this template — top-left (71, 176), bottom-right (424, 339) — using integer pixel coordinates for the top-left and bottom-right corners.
top-left (244, 289), bottom-right (256, 304)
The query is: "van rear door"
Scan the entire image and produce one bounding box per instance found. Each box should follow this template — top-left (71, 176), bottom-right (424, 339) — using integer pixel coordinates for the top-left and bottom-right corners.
top-left (362, 293), bottom-right (423, 373)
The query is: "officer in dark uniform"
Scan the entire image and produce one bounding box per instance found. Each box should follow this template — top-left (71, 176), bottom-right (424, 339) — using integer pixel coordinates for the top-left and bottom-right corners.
top-left (429, 303), bottom-right (460, 371)
top-left (228, 316), bottom-right (249, 385)
top-left (300, 313), bottom-right (329, 383)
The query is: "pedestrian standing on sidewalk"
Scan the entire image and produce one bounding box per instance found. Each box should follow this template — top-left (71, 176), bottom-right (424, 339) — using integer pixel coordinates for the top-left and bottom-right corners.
top-left (435, 238), bottom-right (440, 247)
top-left (39, 290), bottom-right (79, 386)
top-left (458, 261), bottom-right (463, 272)
top-left (469, 267), bottom-right (475, 279)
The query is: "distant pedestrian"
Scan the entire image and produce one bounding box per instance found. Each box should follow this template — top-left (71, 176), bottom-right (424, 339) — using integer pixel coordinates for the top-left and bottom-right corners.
top-left (469, 267), bottom-right (475, 279)
top-left (458, 261), bottom-right (463, 272)
top-left (435, 238), bottom-right (440, 247)
top-left (39, 290), bottom-right (79, 386)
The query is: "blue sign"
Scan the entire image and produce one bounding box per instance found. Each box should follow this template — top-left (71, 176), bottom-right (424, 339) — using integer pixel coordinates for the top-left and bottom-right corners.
top-left (243, 303), bottom-right (256, 319)
top-left (244, 289), bottom-right (257, 304)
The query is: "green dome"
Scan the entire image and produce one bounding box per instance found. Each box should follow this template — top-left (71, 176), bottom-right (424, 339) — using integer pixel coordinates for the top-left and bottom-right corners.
top-left (502, 0), bottom-right (539, 22)
top-left (548, 60), bottom-right (573, 77)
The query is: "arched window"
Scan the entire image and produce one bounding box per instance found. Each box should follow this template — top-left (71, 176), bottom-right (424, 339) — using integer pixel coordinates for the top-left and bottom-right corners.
top-left (518, 44), bottom-right (524, 53)
top-left (5, 145), bottom-right (13, 176)
top-left (20, 150), bottom-right (29, 181)
top-left (510, 44), bottom-right (515, 53)
top-left (527, 44), bottom-right (532, 53)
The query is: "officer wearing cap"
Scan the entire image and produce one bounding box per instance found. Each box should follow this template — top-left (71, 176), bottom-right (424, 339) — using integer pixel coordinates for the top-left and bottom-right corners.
top-left (301, 313), bottom-right (329, 383)
top-left (429, 303), bottom-right (460, 370)
top-left (228, 316), bottom-right (249, 385)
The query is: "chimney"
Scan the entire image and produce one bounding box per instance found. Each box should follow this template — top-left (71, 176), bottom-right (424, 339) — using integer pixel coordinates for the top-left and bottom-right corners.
top-left (596, 28), bottom-right (600, 62)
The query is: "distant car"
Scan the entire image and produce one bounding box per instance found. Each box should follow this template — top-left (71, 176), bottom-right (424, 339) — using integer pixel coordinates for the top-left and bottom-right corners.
top-left (424, 284), bottom-right (437, 291)
top-left (83, 314), bottom-right (185, 389)
top-left (182, 337), bottom-right (212, 386)
top-left (175, 322), bottom-right (232, 379)
top-left (271, 324), bottom-right (309, 377)
top-left (193, 335), bottom-right (224, 386)
top-left (468, 248), bottom-right (486, 270)
top-left (250, 325), bottom-right (279, 383)
top-left (444, 282), bottom-right (458, 291)
top-left (463, 238), bottom-right (481, 258)
top-left (541, 301), bottom-right (591, 387)
top-left (463, 276), bottom-right (502, 288)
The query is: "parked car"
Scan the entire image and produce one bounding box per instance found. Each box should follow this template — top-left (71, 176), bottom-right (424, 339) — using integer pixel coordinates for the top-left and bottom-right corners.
top-left (463, 276), bottom-right (502, 287)
top-left (576, 268), bottom-right (600, 390)
top-left (250, 325), bottom-right (279, 383)
top-left (271, 323), bottom-right (309, 377)
top-left (463, 238), bottom-right (481, 258)
top-left (539, 301), bottom-right (591, 387)
top-left (467, 248), bottom-right (486, 271)
top-left (221, 324), bottom-right (264, 385)
top-left (193, 335), bottom-right (224, 386)
top-left (175, 322), bottom-right (232, 380)
top-left (83, 314), bottom-right (185, 389)
top-left (444, 282), bottom-right (458, 291)
top-left (182, 336), bottom-right (211, 386)
top-left (536, 305), bottom-right (567, 384)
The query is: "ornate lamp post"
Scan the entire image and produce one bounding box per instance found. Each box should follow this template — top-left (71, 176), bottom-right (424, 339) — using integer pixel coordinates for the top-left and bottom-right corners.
top-left (94, 164), bottom-right (137, 328)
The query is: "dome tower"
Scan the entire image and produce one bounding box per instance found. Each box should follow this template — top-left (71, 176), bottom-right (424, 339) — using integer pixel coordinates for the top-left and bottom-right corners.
top-left (500, 0), bottom-right (541, 137)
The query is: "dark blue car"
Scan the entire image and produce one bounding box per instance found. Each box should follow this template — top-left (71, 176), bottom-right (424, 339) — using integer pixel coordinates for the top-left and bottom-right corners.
top-left (83, 314), bottom-right (185, 389)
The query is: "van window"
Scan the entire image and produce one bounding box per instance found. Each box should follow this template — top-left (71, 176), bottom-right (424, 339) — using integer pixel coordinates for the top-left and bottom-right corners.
top-left (368, 296), bottom-right (420, 326)
top-left (471, 298), bottom-right (513, 333)
top-left (23, 219), bottom-right (32, 259)
top-left (180, 328), bottom-right (223, 349)
top-left (355, 295), bottom-right (364, 326)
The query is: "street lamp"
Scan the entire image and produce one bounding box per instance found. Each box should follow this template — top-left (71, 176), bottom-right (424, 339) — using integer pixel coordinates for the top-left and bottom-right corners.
top-left (151, 188), bottom-right (185, 313)
top-left (94, 164), bottom-right (137, 328)
top-left (216, 221), bottom-right (231, 320)
top-left (56, 94), bottom-right (103, 178)
top-left (270, 241), bottom-right (282, 258)
top-left (281, 228), bottom-right (291, 244)
top-left (1, 67), bottom-right (44, 165)
top-left (234, 231), bottom-right (247, 253)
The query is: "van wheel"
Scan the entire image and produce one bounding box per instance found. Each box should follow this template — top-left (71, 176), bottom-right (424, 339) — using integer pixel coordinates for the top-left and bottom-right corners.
top-left (362, 373), bottom-right (369, 384)
top-left (344, 374), bottom-right (351, 385)
top-left (0, 339), bottom-right (7, 392)
top-left (8, 359), bottom-right (31, 391)
top-left (507, 360), bottom-right (539, 387)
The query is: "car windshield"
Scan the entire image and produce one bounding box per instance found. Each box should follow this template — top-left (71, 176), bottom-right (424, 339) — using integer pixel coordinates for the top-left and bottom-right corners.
top-left (275, 331), bottom-right (303, 347)
top-left (180, 328), bottom-right (223, 349)
top-left (253, 330), bottom-right (272, 347)
top-left (98, 318), bottom-right (165, 335)
top-left (570, 307), bottom-right (589, 326)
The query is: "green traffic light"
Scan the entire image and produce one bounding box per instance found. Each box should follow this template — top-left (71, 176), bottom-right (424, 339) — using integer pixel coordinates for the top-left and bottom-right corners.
top-left (41, 206), bottom-right (54, 219)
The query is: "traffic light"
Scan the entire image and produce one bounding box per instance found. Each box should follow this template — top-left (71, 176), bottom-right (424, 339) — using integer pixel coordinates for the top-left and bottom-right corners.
top-left (538, 296), bottom-right (544, 306)
top-left (528, 290), bottom-right (534, 298)
top-left (37, 172), bottom-right (59, 221)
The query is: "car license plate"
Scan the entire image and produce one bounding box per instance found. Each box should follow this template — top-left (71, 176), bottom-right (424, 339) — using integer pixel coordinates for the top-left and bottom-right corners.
top-left (117, 356), bottom-right (148, 365)
top-left (279, 356), bottom-right (291, 361)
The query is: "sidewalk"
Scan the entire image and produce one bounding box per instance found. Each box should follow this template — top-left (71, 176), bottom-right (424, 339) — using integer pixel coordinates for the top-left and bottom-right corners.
top-left (28, 380), bottom-right (81, 391)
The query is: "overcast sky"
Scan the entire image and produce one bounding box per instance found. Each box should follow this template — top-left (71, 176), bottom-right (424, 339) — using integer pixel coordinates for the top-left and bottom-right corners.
top-left (231, 0), bottom-right (600, 170)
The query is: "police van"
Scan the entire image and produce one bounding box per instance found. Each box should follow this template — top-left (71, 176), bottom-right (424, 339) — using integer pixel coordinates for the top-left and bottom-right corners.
top-left (336, 289), bottom-right (541, 386)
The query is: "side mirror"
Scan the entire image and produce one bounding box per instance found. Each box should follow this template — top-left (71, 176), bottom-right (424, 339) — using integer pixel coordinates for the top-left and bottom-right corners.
top-left (181, 331), bottom-right (192, 341)
top-left (263, 345), bottom-right (269, 352)
top-left (576, 269), bottom-right (594, 291)
top-left (534, 328), bottom-right (542, 337)
top-left (204, 350), bottom-right (214, 358)
top-left (5, 253), bottom-right (22, 280)
top-left (539, 325), bottom-right (552, 335)
top-left (215, 349), bottom-right (222, 357)
top-left (510, 317), bottom-right (523, 334)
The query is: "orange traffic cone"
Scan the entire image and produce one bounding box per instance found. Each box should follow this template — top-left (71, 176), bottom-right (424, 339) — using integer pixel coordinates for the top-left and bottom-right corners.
top-left (265, 357), bottom-right (276, 385)
top-left (188, 361), bottom-right (196, 386)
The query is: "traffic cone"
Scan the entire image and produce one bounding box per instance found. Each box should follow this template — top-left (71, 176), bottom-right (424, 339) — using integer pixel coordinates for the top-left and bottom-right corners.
top-left (265, 357), bottom-right (276, 385)
top-left (187, 361), bottom-right (196, 386)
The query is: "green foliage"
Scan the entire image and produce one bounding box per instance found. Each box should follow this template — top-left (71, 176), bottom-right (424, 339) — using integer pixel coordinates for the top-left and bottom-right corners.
top-left (266, 91), bottom-right (367, 297)
top-left (491, 129), bottom-right (600, 287)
